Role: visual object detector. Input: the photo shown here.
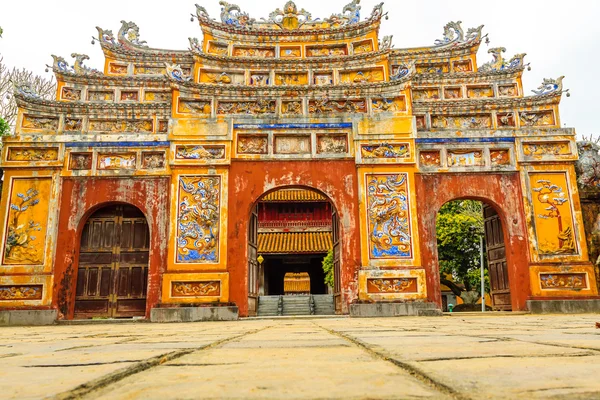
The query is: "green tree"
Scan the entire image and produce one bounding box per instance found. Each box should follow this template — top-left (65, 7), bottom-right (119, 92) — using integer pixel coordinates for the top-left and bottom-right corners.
top-left (436, 200), bottom-right (488, 294)
top-left (0, 117), bottom-right (9, 136)
top-left (322, 248), bottom-right (334, 288)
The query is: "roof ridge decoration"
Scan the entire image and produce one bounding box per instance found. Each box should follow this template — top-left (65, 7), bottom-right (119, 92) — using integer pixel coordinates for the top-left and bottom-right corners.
top-left (433, 21), bottom-right (484, 47)
top-left (532, 76), bottom-right (570, 97)
top-left (195, 0), bottom-right (384, 31)
top-left (118, 21), bottom-right (148, 48)
top-left (13, 82), bottom-right (41, 99)
top-left (478, 47), bottom-right (527, 72)
top-left (166, 63), bottom-right (192, 82)
top-left (48, 54), bottom-right (101, 76)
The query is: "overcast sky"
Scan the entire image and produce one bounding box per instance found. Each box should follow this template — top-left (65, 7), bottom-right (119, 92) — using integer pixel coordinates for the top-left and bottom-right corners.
top-left (1, 0), bottom-right (599, 137)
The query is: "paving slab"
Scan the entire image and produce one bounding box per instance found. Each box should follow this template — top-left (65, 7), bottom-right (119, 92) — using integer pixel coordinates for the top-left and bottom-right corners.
top-left (0, 315), bottom-right (598, 399)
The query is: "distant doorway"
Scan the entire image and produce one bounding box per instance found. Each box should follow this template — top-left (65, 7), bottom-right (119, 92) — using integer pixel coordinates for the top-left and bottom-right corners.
top-left (74, 204), bottom-right (149, 318)
top-left (248, 187), bottom-right (339, 315)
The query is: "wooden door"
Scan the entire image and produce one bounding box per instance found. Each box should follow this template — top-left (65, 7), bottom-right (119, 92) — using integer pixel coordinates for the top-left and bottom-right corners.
top-left (483, 205), bottom-right (511, 311)
top-left (248, 206), bottom-right (259, 316)
top-left (332, 210), bottom-right (342, 313)
top-left (74, 205), bottom-right (149, 319)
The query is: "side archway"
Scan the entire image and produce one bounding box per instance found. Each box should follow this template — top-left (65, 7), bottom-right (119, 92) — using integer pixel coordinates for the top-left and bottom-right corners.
top-left (52, 177), bottom-right (170, 319)
top-left (416, 172), bottom-right (531, 311)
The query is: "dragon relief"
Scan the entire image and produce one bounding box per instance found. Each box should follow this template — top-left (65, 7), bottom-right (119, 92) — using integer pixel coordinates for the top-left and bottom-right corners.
top-left (308, 98), bottom-right (366, 114)
top-left (176, 176), bottom-right (221, 263)
top-left (326, 0), bottom-right (361, 27)
top-left (165, 63), bottom-right (192, 82)
top-left (366, 174), bottom-right (412, 258)
top-left (118, 21), bottom-right (148, 47)
top-left (188, 37), bottom-right (203, 53)
top-left (532, 76), bottom-right (568, 96)
top-left (70, 53), bottom-right (101, 75)
top-left (434, 21), bottom-right (484, 46)
top-left (478, 47), bottom-right (527, 72)
top-left (219, 1), bottom-right (255, 28)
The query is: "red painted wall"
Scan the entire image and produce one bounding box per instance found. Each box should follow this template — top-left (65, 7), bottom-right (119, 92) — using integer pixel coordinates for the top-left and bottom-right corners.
top-left (228, 160), bottom-right (361, 316)
top-left (415, 172), bottom-right (531, 311)
top-left (52, 177), bottom-right (170, 319)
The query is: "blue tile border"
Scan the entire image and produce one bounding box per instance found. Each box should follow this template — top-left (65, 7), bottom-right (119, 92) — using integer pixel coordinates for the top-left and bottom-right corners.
top-left (233, 123), bottom-right (353, 129)
top-left (65, 141), bottom-right (170, 148)
top-left (416, 137), bottom-right (515, 144)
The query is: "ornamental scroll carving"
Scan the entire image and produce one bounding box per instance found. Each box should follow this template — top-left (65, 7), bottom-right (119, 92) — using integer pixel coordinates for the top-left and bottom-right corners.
top-left (172, 281), bottom-right (221, 297)
top-left (540, 273), bottom-right (587, 290)
top-left (7, 148), bottom-right (58, 162)
top-left (367, 278), bottom-right (417, 293)
top-left (0, 285), bottom-right (43, 300)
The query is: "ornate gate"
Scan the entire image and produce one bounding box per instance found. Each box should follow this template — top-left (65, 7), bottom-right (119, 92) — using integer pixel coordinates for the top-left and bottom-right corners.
top-left (74, 205), bottom-right (149, 318)
top-left (484, 205), bottom-right (511, 311)
top-left (247, 206), bottom-right (259, 316)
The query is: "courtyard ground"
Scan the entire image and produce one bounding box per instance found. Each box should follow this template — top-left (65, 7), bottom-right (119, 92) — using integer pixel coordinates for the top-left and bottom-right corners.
top-left (0, 314), bottom-right (599, 399)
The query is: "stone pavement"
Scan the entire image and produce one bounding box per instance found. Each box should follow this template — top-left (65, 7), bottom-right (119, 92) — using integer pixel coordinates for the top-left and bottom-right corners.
top-left (1, 314), bottom-right (599, 400)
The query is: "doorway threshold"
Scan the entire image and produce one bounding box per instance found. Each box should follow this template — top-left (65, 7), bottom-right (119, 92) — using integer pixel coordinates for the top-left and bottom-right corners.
top-left (243, 315), bottom-right (347, 321)
top-left (57, 317), bottom-right (150, 325)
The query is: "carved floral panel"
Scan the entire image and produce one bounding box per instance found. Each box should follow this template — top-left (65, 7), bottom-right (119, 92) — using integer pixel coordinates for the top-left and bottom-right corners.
top-left (250, 73), bottom-right (270, 86)
top-left (419, 151), bottom-right (441, 167)
top-left (498, 84), bottom-right (518, 97)
top-left (452, 60), bottom-right (472, 72)
top-left (490, 150), bottom-right (511, 166)
top-left (540, 273), bottom-right (587, 290)
top-left (523, 142), bottom-right (571, 157)
top-left (317, 135), bottom-right (347, 154)
top-left (444, 87), bottom-right (462, 99)
top-left (530, 172), bottom-right (578, 256)
top-left (141, 152), bottom-right (166, 169)
top-left (497, 113), bottom-right (516, 127)
top-left (340, 69), bottom-right (384, 84)
top-left (69, 153), bottom-right (92, 170)
top-left (176, 176), bottom-right (221, 263)
top-left (61, 87), bottom-right (81, 101)
top-left (519, 111), bottom-right (555, 127)
top-left (109, 63), bottom-right (128, 75)
top-left (22, 115), bottom-right (58, 130)
top-left (120, 91), bottom-right (139, 101)
top-left (176, 145), bottom-right (226, 160)
top-left (88, 91), bottom-right (115, 101)
top-left (0, 285), bottom-right (43, 300)
top-left (280, 46), bottom-right (302, 57)
top-left (431, 115), bottom-right (492, 129)
top-left (361, 143), bottom-right (409, 159)
top-left (217, 101), bottom-right (275, 115)
top-left (178, 99), bottom-right (211, 114)
top-left (207, 42), bottom-right (228, 55)
top-left (172, 281), bottom-right (221, 297)
top-left (415, 63), bottom-right (449, 74)
top-left (233, 47), bottom-right (275, 57)
top-left (352, 40), bottom-right (373, 54)
top-left (134, 65), bottom-right (167, 75)
top-left (447, 150), bottom-right (484, 167)
top-left (200, 71), bottom-right (244, 85)
top-left (275, 73), bottom-right (308, 86)
top-left (97, 153), bottom-right (136, 170)
top-left (372, 97), bottom-right (406, 113)
top-left (275, 135), bottom-right (311, 154)
top-left (3, 178), bottom-right (52, 265)
top-left (89, 120), bottom-right (153, 133)
top-left (237, 135), bottom-right (268, 154)
top-left (367, 278), bottom-right (418, 293)
top-left (306, 45), bottom-right (347, 57)
top-left (412, 88), bottom-right (440, 100)
top-left (366, 173), bottom-right (413, 259)
top-left (7, 147), bottom-right (58, 162)
top-left (467, 86), bottom-right (494, 98)
top-left (308, 99), bottom-right (366, 114)
top-left (281, 101), bottom-right (303, 115)
top-left (64, 118), bottom-right (83, 131)
top-left (144, 91), bottom-right (170, 102)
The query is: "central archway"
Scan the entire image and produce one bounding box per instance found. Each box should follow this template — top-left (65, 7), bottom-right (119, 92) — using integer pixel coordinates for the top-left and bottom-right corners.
top-left (248, 186), bottom-right (340, 316)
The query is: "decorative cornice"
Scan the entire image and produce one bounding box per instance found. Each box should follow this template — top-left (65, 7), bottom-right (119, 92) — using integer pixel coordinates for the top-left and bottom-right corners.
top-left (412, 92), bottom-right (562, 113)
top-left (14, 93), bottom-right (170, 114)
top-left (54, 69), bottom-right (168, 87)
top-left (412, 67), bottom-right (525, 85)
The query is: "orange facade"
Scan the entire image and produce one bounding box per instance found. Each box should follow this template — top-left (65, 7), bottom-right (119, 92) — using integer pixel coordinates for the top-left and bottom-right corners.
top-left (0, 1), bottom-right (597, 319)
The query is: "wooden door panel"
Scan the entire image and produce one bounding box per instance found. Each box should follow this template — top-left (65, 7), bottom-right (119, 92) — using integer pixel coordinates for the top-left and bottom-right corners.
top-left (74, 205), bottom-right (149, 319)
top-left (484, 205), bottom-right (511, 311)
